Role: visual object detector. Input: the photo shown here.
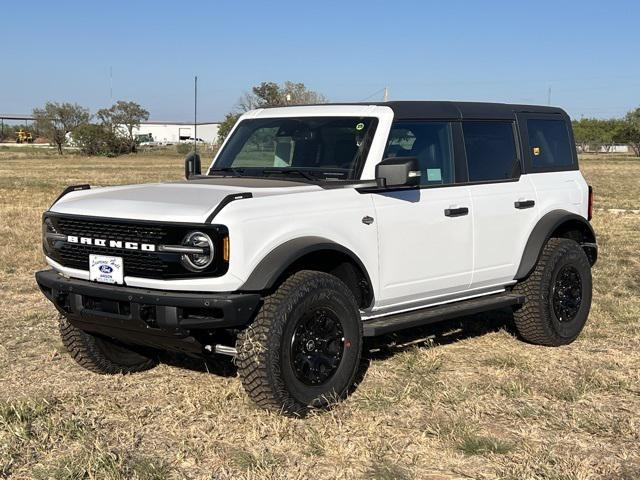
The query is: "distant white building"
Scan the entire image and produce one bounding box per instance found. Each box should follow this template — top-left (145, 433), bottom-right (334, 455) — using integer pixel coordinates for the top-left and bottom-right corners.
top-left (131, 121), bottom-right (221, 145)
top-left (578, 144), bottom-right (629, 153)
top-left (601, 144), bottom-right (629, 153)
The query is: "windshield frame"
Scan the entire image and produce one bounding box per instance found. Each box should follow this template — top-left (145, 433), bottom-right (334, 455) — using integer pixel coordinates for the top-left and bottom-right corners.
top-left (208, 116), bottom-right (380, 182)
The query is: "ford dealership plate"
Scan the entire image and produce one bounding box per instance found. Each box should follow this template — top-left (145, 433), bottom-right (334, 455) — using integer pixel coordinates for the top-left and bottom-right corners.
top-left (89, 254), bottom-right (124, 285)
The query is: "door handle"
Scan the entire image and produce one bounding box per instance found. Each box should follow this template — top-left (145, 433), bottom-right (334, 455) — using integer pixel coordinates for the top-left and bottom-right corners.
top-left (514, 200), bottom-right (535, 209)
top-left (444, 207), bottom-right (469, 217)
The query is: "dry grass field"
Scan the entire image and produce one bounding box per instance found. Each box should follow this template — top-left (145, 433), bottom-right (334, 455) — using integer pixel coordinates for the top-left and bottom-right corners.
top-left (0, 149), bottom-right (638, 479)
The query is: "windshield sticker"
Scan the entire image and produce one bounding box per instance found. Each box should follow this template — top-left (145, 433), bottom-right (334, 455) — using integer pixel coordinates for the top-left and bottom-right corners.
top-left (355, 122), bottom-right (365, 131)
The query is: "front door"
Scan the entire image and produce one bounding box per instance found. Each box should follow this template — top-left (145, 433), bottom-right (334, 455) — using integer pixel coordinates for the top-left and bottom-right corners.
top-left (371, 120), bottom-right (473, 311)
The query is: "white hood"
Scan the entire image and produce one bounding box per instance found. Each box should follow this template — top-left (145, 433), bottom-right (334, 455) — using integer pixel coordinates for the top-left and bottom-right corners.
top-left (50, 180), bottom-right (321, 223)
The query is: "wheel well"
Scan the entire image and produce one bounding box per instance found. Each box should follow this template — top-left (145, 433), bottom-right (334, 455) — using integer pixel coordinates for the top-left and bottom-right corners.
top-left (550, 219), bottom-right (597, 265)
top-left (516, 211), bottom-right (597, 280)
top-left (274, 249), bottom-right (373, 309)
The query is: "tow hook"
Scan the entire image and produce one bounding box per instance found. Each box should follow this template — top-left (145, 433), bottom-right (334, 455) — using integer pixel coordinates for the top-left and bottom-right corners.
top-left (204, 344), bottom-right (237, 356)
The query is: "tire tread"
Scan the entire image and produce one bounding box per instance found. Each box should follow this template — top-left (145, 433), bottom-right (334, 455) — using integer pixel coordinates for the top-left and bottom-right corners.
top-left (236, 270), bottom-right (361, 414)
top-left (513, 237), bottom-right (591, 346)
top-left (59, 316), bottom-right (156, 374)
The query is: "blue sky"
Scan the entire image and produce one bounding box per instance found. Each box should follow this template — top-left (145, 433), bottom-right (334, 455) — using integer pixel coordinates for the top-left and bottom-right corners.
top-left (2, 0), bottom-right (639, 121)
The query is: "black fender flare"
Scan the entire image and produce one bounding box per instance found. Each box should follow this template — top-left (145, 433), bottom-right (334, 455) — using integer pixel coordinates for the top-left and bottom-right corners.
top-left (240, 236), bottom-right (374, 295)
top-left (515, 209), bottom-right (597, 280)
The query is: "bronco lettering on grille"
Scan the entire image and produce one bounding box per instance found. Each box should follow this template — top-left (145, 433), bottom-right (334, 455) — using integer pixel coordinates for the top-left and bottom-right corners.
top-left (66, 236), bottom-right (156, 251)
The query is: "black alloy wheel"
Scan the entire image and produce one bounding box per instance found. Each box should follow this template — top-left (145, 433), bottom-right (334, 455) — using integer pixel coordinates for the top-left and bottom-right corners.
top-left (552, 265), bottom-right (583, 323)
top-left (290, 307), bottom-right (345, 386)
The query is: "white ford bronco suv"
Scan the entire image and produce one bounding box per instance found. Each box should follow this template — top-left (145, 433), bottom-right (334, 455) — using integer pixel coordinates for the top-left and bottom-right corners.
top-left (37, 101), bottom-right (597, 414)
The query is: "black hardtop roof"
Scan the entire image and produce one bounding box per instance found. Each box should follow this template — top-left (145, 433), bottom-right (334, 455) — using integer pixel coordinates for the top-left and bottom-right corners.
top-left (374, 101), bottom-right (566, 120)
top-left (271, 101), bottom-right (568, 121)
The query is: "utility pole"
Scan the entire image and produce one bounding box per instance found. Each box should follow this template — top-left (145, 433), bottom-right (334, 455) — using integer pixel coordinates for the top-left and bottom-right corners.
top-left (383, 86), bottom-right (389, 102)
top-left (194, 76), bottom-right (198, 154)
top-left (109, 66), bottom-right (113, 103)
top-left (547, 85), bottom-right (552, 106)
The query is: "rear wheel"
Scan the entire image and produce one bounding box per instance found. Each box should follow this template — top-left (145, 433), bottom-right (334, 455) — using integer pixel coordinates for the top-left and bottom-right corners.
top-left (236, 271), bottom-right (362, 415)
top-left (59, 315), bottom-right (157, 374)
top-left (513, 238), bottom-right (592, 346)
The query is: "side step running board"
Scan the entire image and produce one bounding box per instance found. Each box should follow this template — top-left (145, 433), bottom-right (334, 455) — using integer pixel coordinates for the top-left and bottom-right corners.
top-left (363, 293), bottom-right (525, 337)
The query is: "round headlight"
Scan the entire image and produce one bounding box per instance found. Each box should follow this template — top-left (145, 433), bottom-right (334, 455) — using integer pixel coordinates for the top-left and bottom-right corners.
top-left (180, 231), bottom-right (214, 271)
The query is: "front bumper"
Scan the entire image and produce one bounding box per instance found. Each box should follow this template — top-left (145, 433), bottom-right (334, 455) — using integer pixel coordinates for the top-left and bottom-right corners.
top-left (36, 269), bottom-right (261, 354)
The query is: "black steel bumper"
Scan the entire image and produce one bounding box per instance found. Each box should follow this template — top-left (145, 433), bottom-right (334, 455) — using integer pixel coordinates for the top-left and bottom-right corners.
top-left (35, 269), bottom-right (261, 354)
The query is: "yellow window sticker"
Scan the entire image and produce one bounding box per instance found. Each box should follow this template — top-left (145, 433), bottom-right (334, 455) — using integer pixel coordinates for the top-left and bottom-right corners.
top-left (532, 146), bottom-right (541, 156)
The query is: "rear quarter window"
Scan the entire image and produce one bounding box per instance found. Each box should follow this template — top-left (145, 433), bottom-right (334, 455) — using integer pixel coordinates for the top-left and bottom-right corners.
top-left (526, 119), bottom-right (574, 171)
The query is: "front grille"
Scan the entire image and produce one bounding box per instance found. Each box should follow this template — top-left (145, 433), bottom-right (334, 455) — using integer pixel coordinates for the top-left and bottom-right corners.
top-left (44, 214), bottom-right (228, 279)
top-left (57, 217), bottom-right (167, 244)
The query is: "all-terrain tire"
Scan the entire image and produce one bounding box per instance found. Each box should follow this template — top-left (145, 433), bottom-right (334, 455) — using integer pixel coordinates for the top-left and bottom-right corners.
top-left (59, 315), bottom-right (157, 374)
top-left (236, 270), bottom-right (363, 415)
top-left (513, 238), bottom-right (592, 346)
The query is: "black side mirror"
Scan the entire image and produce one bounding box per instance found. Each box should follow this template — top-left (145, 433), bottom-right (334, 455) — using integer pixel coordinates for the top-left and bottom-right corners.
top-left (184, 152), bottom-right (201, 179)
top-left (375, 157), bottom-right (421, 188)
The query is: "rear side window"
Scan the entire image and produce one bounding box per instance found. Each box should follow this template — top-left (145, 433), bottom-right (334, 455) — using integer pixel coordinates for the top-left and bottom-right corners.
top-left (462, 121), bottom-right (519, 182)
top-left (526, 119), bottom-right (573, 170)
top-left (384, 121), bottom-right (454, 185)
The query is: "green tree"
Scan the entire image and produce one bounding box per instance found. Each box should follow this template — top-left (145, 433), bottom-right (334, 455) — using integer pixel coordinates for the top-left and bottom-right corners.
top-left (97, 101), bottom-right (149, 153)
top-left (281, 81), bottom-right (327, 105)
top-left (217, 112), bottom-right (241, 145)
top-left (613, 107), bottom-right (640, 156)
top-left (572, 118), bottom-right (624, 153)
top-left (73, 124), bottom-right (124, 156)
top-left (596, 118), bottom-right (624, 152)
top-left (32, 102), bottom-right (90, 154)
top-left (572, 118), bottom-right (596, 152)
top-left (217, 81), bottom-right (327, 144)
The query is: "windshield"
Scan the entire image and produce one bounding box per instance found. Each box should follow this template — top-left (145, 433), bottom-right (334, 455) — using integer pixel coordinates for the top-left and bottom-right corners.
top-left (210, 116), bottom-right (378, 180)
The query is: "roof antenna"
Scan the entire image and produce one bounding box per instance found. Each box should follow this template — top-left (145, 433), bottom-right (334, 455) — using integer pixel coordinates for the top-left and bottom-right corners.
top-left (194, 75), bottom-right (198, 154)
top-left (383, 86), bottom-right (389, 102)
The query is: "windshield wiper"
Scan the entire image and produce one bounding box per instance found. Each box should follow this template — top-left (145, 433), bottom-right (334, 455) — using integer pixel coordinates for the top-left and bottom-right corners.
top-left (210, 167), bottom-right (246, 176)
top-left (261, 168), bottom-right (320, 182)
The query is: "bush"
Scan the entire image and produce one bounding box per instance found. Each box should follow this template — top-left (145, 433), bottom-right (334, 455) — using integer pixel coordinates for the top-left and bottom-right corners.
top-left (73, 124), bottom-right (126, 156)
top-left (176, 143), bottom-right (193, 155)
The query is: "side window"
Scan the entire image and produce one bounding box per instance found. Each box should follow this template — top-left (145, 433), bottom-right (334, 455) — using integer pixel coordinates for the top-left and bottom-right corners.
top-left (527, 119), bottom-right (573, 170)
top-left (384, 121), bottom-right (454, 185)
top-left (463, 121), bottom-right (519, 182)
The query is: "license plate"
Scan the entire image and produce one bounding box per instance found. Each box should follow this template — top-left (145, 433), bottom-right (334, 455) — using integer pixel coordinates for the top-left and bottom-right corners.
top-left (89, 254), bottom-right (124, 285)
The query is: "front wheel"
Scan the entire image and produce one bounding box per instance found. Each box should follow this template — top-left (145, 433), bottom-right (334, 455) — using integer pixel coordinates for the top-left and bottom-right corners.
top-left (513, 238), bottom-right (593, 346)
top-left (59, 315), bottom-right (158, 374)
top-left (236, 271), bottom-right (363, 415)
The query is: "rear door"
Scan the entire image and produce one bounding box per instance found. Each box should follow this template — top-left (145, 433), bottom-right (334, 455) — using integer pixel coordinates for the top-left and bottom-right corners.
top-left (372, 121), bottom-right (473, 310)
top-left (463, 120), bottom-right (540, 289)
top-left (517, 113), bottom-right (585, 217)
